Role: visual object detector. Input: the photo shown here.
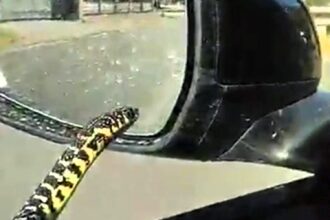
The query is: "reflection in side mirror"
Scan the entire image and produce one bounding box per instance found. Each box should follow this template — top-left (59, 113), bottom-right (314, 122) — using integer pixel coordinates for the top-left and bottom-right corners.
top-left (0, 1), bottom-right (187, 136)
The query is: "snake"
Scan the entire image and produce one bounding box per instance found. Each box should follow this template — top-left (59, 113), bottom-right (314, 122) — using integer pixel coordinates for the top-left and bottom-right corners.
top-left (12, 106), bottom-right (139, 220)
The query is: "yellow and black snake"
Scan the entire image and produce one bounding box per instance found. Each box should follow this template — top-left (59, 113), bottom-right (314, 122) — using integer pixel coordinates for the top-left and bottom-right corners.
top-left (12, 106), bottom-right (139, 220)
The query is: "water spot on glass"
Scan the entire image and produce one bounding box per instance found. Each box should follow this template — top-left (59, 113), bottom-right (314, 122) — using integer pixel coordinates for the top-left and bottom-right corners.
top-left (275, 150), bottom-right (289, 160)
top-left (278, 109), bottom-right (283, 117)
top-left (19, 117), bottom-right (28, 122)
top-left (44, 71), bottom-right (48, 76)
top-left (318, 107), bottom-right (323, 112)
top-left (272, 131), bottom-right (278, 139)
top-left (129, 83), bottom-right (136, 88)
top-left (130, 66), bottom-right (140, 72)
top-left (131, 47), bottom-right (137, 53)
top-left (115, 60), bottom-right (122, 65)
top-left (244, 117), bottom-right (251, 122)
top-left (87, 46), bottom-right (93, 51)
top-left (100, 46), bottom-right (106, 51)
top-left (116, 78), bottom-right (123, 84)
top-left (14, 78), bottom-right (21, 83)
top-left (116, 102), bottom-right (121, 106)
top-left (97, 67), bottom-right (102, 72)
top-left (270, 120), bottom-right (275, 127)
top-left (172, 72), bottom-right (180, 78)
top-left (84, 89), bottom-right (89, 93)
top-left (156, 81), bottom-right (161, 85)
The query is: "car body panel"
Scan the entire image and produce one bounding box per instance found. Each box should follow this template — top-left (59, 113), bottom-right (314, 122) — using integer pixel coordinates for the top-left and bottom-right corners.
top-left (0, 123), bottom-right (311, 219)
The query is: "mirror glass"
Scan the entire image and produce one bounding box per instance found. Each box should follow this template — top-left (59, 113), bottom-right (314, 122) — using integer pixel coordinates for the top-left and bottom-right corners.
top-left (0, 0), bottom-right (187, 135)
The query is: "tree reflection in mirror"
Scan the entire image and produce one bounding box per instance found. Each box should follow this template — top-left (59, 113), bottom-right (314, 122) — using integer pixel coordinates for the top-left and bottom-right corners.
top-left (0, 0), bottom-right (187, 135)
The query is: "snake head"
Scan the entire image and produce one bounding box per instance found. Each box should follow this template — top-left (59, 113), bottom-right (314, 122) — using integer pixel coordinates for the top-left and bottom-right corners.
top-left (75, 107), bottom-right (139, 148)
top-left (86, 106), bottom-right (139, 132)
top-left (114, 106), bottom-right (139, 124)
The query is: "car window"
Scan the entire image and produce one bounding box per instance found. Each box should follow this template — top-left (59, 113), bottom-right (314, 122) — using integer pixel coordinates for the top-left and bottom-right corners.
top-left (0, 0), bottom-right (187, 135)
top-left (307, 0), bottom-right (330, 91)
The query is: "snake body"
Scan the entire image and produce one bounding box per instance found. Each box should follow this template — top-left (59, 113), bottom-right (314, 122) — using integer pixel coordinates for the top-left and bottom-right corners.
top-left (13, 106), bottom-right (139, 220)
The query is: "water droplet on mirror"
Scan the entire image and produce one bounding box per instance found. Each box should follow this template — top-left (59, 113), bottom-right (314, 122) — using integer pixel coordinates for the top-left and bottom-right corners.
top-left (172, 73), bottom-right (179, 78)
top-left (19, 117), bottom-right (28, 122)
top-left (278, 109), bottom-right (283, 117)
top-left (275, 150), bottom-right (289, 160)
top-left (272, 132), bottom-right (278, 139)
top-left (116, 78), bottom-right (123, 84)
top-left (14, 78), bottom-right (21, 83)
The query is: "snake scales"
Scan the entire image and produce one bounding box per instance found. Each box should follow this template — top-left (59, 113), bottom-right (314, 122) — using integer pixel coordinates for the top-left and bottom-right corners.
top-left (12, 106), bottom-right (139, 220)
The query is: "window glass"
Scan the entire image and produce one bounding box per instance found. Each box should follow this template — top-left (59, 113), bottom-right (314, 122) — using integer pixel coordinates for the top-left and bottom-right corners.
top-left (0, 0), bottom-right (187, 135)
top-left (306, 0), bottom-right (330, 90)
